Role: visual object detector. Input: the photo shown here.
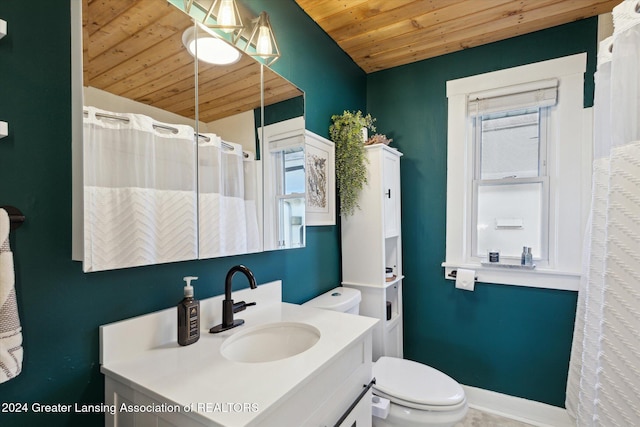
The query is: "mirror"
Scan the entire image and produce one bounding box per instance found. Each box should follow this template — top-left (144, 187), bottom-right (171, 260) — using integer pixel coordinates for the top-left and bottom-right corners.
top-left (73, 0), bottom-right (304, 272)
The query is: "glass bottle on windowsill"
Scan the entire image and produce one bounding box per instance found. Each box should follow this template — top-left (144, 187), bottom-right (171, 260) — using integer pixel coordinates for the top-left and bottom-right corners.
top-left (525, 247), bottom-right (533, 267)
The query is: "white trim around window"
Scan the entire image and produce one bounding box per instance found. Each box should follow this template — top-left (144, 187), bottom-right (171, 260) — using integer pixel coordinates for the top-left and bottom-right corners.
top-left (443, 54), bottom-right (591, 291)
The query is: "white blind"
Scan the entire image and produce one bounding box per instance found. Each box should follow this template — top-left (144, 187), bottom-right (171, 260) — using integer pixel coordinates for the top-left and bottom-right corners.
top-left (268, 133), bottom-right (305, 152)
top-left (468, 78), bottom-right (558, 116)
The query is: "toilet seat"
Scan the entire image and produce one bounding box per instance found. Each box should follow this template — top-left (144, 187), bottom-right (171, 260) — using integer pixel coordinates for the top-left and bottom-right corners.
top-left (372, 357), bottom-right (466, 412)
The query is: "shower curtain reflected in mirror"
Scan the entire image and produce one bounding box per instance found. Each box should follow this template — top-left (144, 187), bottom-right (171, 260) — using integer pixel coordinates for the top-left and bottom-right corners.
top-left (198, 135), bottom-right (260, 258)
top-left (82, 107), bottom-right (198, 272)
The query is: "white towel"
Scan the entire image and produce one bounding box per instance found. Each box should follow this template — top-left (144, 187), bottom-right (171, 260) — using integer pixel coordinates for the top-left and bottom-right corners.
top-left (0, 208), bottom-right (23, 383)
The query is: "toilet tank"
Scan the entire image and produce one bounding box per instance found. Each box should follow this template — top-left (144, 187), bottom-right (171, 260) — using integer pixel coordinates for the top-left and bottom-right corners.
top-left (303, 287), bottom-right (361, 314)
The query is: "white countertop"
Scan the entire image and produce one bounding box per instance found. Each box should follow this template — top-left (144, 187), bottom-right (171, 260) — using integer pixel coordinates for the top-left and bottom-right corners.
top-left (100, 281), bottom-right (378, 426)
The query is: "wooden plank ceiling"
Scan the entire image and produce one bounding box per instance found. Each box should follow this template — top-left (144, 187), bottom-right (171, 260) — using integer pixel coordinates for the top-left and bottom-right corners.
top-left (83, 0), bottom-right (301, 122)
top-left (295, 0), bottom-right (620, 73)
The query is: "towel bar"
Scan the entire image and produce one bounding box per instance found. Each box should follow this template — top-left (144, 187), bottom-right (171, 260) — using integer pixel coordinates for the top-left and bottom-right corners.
top-left (1, 206), bottom-right (25, 230)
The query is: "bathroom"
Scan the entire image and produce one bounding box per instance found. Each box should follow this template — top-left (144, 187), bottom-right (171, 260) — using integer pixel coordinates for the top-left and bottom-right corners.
top-left (0, 0), bottom-right (636, 426)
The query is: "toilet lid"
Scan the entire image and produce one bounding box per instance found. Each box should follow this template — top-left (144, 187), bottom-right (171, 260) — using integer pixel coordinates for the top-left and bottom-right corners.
top-left (373, 357), bottom-right (465, 407)
top-left (302, 287), bottom-right (361, 312)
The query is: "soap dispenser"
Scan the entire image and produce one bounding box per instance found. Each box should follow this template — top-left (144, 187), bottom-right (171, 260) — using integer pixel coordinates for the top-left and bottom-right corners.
top-left (178, 276), bottom-right (200, 346)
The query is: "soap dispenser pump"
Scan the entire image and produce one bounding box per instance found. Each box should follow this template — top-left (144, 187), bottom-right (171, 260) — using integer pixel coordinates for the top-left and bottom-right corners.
top-left (178, 276), bottom-right (200, 346)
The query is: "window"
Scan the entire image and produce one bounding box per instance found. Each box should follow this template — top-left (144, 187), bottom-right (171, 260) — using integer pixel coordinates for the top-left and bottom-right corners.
top-left (472, 107), bottom-right (549, 262)
top-left (444, 54), bottom-right (590, 290)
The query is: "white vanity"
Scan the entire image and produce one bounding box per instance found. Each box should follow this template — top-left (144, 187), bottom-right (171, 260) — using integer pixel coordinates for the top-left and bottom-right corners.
top-left (100, 281), bottom-right (378, 426)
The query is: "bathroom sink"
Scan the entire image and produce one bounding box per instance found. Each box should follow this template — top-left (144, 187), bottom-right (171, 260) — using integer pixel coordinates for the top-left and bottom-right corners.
top-left (220, 322), bottom-right (321, 363)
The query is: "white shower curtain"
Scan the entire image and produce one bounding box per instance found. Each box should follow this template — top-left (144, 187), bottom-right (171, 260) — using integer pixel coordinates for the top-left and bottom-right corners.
top-left (243, 151), bottom-right (262, 254)
top-left (198, 134), bottom-right (260, 258)
top-left (83, 106), bottom-right (198, 272)
top-left (566, 1), bottom-right (640, 425)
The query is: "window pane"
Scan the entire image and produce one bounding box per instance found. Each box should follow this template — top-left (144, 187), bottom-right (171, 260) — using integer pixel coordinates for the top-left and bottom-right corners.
top-left (278, 197), bottom-right (305, 247)
top-left (480, 109), bottom-right (540, 179)
top-left (283, 147), bottom-right (304, 194)
top-left (476, 182), bottom-right (543, 258)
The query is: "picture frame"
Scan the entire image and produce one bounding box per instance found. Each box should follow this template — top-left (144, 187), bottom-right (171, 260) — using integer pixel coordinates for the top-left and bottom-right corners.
top-left (305, 131), bottom-right (336, 226)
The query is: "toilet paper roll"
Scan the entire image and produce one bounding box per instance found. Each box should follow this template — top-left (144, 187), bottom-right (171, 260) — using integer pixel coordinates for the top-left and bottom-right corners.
top-left (455, 269), bottom-right (476, 291)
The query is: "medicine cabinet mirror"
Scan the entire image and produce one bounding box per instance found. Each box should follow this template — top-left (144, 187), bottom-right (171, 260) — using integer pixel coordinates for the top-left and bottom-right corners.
top-left (71, 0), bottom-right (304, 272)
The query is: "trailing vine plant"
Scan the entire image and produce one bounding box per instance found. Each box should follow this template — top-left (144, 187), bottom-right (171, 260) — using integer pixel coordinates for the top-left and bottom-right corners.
top-left (329, 110), bottom-right (376, 216)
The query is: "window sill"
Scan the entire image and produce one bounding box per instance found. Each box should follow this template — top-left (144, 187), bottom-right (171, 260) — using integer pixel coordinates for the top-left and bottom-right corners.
top-left (479, 261), bottom-right (536, 270)
top-left (441, 262), bottom-right (579, 291)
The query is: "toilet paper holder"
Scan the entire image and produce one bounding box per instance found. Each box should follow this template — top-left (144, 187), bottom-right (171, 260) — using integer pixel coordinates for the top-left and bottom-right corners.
top-left (372, 394), bottom-right (390, 419)
top-left (447, 270), bottom-right (478, 281)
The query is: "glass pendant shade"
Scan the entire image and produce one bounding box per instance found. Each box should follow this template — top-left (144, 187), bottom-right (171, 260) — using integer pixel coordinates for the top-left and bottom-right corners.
top-left (218, 0), bottom-right (237, 32)
top-left (205, 0), bottom-right (244, 35)
top-left (245, 11), bottom-right (280, 65)
top-left (256, 25), bottom-right (272, 56)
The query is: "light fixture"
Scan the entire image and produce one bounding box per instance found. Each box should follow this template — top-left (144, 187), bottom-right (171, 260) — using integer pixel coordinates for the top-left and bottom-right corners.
top-left (203, 0), bottom-right (244, 36)
top-left (176, 1), bottom-right (282, 68)
top-left (244, 11), bottom-right (280, 66)
top-left (182, 26), bottom-right (241, 65)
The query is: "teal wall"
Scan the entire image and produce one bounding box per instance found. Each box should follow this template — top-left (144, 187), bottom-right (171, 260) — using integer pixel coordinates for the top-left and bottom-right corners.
top-left (0, 0), bottom-right (597, 422)
top-left (366, 18), bottom-right (597, 407)
top-left (0, 1), bottom-right (363, 426)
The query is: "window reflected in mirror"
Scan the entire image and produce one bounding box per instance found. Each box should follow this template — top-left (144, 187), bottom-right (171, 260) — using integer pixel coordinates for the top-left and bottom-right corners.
top-left (276, 147), bottom-right (305, 248)
top-left (260, 117), bottom-right (306, 251)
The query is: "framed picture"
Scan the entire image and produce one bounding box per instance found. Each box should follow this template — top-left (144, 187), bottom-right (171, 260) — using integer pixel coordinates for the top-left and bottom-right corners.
top-left (305, 131), bottom-right (335, 226)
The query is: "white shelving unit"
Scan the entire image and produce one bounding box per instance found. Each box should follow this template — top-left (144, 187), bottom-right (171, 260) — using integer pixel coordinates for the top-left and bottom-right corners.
top-left (341, 144), bottom-right (403, 360)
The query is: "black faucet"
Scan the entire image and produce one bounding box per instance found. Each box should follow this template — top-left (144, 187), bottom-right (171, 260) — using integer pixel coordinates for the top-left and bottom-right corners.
top-left (209, 265), bottom-right (257, 333)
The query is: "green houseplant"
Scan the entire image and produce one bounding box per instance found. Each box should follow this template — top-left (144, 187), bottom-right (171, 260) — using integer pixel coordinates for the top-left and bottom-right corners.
top-left (329, 111), bottom-right (376, 216)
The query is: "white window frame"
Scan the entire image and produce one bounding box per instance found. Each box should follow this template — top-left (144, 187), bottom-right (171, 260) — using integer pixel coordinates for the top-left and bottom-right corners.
top-left (443, 54), bottom-right (591, 291)
top-left (259, 117), bottom-right (307, 251)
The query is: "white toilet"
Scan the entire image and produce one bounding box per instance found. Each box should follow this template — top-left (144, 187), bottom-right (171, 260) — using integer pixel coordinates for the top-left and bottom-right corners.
top-left (304, 287), bottom-right (468, 427)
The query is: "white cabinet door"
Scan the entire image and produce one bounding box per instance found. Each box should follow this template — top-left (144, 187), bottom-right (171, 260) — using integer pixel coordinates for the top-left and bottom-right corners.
top-left (383, 150), bottom-right (400, 238)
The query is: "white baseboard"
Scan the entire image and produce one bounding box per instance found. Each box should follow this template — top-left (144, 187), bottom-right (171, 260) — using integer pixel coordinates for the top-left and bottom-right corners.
top-left (462, 385), bottom-right (574, 427)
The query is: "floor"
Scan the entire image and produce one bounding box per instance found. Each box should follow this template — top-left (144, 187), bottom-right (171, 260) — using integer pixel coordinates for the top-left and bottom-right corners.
top-left (454, 408), bottom-right (537, 427)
